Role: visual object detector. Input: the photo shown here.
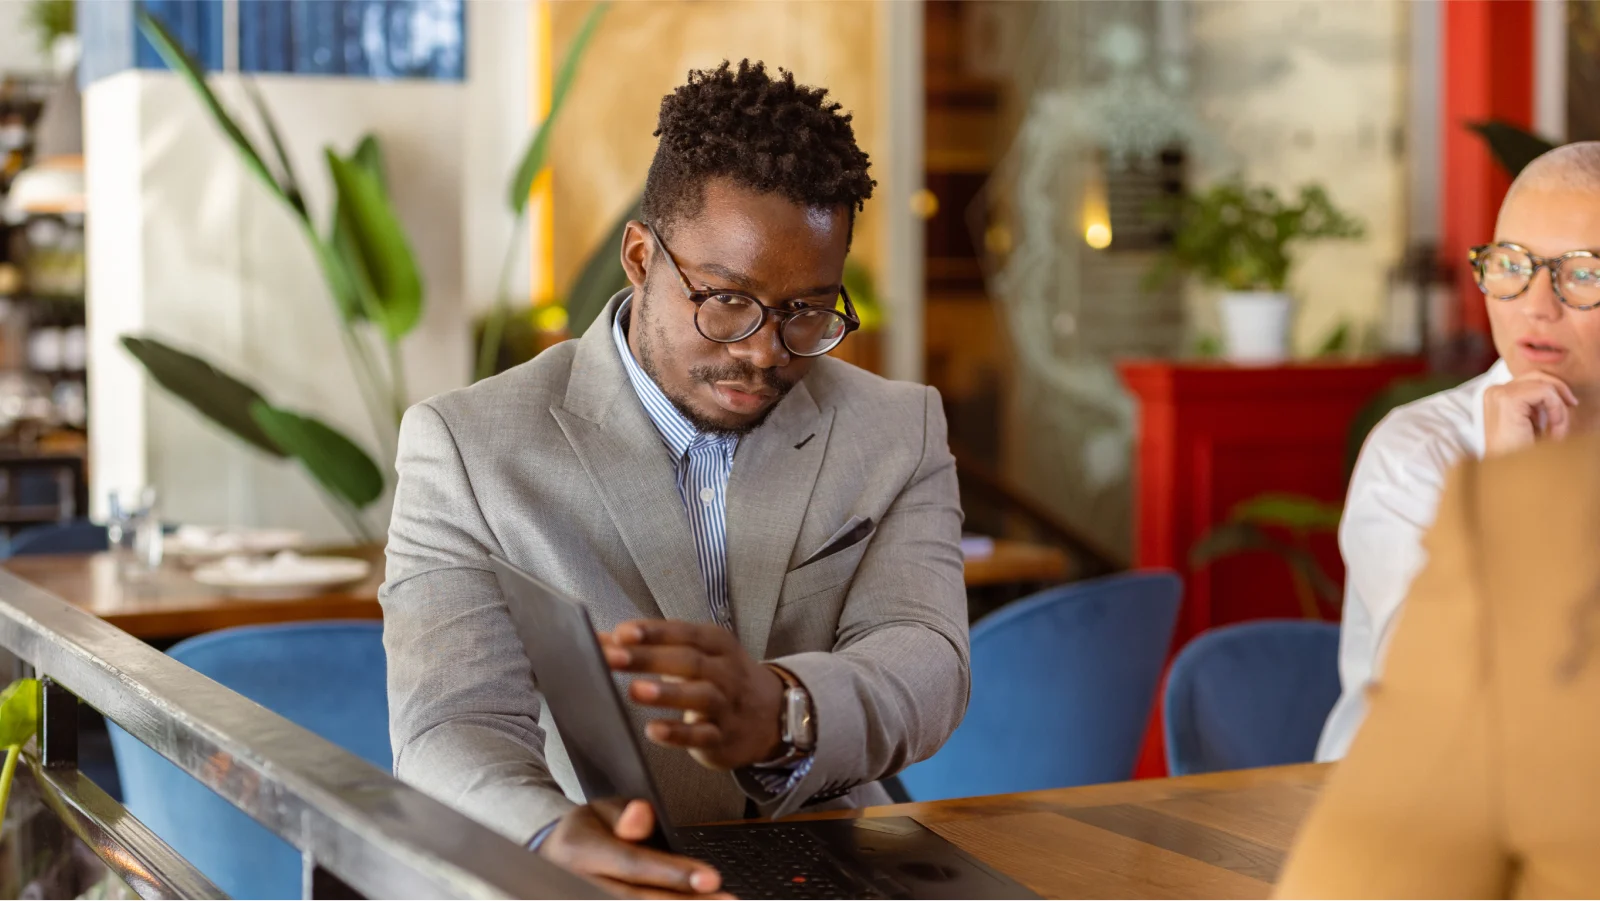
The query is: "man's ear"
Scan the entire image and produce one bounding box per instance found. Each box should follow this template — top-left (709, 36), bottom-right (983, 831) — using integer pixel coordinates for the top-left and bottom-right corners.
top-left (621, 220), bottom-right (652, 292)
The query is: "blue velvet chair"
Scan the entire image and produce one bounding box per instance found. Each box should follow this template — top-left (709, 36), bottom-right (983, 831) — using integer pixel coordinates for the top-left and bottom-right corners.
top-left (896, 571), bottom-right (1183, 801)
top-left (1163, 619), bottom-right (1341, 776)
top-left (109, 622), bottom-right (391, 900)
top-left (5, 519), bottom-right (108, 557)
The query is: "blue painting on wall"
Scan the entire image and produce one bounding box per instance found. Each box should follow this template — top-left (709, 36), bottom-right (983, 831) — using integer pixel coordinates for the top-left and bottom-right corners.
top-left (80, 0), bottom-right (465, 84)
top-left (240, 0), bottom-right (465, 80)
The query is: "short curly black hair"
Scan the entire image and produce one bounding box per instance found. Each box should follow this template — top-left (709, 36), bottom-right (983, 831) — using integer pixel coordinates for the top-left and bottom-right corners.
top-left (641, 60), bottom-right (875, 244)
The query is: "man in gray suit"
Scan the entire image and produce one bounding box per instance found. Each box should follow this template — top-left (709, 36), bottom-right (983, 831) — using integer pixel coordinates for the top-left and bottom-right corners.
top-left (383, 60), bottom-right (970, 898)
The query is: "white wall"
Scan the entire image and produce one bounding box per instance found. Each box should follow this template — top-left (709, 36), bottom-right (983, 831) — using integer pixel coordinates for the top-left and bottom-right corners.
top-left (462, 0), bottom-right (532, 313)
top-left (1187, 0), bottom-right (1407, 355)
top-left (87, 71), bottom-right (470, 542)
top-left (0, 1), bottom-right (54, 74)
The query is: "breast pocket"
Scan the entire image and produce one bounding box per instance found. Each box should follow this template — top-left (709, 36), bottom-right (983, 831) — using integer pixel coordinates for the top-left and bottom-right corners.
top-left (779, 524), bottom-right (875, 607)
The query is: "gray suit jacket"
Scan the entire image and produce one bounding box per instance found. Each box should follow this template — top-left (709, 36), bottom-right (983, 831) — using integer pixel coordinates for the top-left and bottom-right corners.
top-left (382, 291), bottom-right (970, 844)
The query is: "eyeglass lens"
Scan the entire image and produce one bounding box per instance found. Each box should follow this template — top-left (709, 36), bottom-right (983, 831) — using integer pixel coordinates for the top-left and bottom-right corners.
top-left (696, 294), bottom-right (848, 355)
top-left (1479, 244), bottom-right (1600, 307)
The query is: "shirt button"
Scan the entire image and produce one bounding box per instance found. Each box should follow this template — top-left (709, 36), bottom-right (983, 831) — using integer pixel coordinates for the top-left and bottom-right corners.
top-left (699, 487), bottom-right (715, 504)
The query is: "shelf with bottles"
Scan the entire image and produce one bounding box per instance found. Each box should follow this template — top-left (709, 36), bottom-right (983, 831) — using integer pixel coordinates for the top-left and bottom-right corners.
top-left (0, 76), bottom-right (51, 198)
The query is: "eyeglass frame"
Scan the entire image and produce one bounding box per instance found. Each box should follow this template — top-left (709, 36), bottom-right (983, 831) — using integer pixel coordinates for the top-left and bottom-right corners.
top-left (645, 223), bottom-right (860, 357)
top-left (1468, 241), bottom-right (1600, 312)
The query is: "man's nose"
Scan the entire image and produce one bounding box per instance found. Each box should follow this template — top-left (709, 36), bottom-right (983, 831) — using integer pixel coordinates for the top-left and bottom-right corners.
top-left (728, 315), bottom-right (791, 369)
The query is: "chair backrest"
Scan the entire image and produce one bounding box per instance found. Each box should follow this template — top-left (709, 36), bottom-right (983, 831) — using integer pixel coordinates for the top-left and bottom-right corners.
top-left (896, 570), bottom-right (1182, 802)
top-left (1163, 619), bottom-right (1341, 776)
top-left (6, 519), bottom-right (107, 557)
top-left (108, 622), bottom-right (391, 900)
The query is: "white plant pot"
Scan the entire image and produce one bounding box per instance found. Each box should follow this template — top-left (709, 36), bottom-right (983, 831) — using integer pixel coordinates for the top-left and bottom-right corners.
top-left (1219, 291), bottom-right (1294, 364)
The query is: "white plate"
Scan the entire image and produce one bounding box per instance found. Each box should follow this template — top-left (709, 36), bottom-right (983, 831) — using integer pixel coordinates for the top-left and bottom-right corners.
top-left (191, 554), bottom-right (371, 600)
top-left (167, 526), bottom-right (306, 563)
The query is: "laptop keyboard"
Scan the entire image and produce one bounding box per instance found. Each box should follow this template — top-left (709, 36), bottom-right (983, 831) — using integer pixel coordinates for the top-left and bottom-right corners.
top-left (677, 825), bottom-right (889, 899)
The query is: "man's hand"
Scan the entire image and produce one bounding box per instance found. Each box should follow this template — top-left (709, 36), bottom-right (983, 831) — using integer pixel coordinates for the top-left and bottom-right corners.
top-left (602, 620), bottom-right (786, 770)
top-left (1483, 372), bottom-right (1579, 457)
top-left (540, 799), bottom-right (730, 900)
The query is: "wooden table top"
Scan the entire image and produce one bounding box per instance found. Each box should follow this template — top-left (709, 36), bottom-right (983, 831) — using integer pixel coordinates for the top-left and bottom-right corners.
top-left (962, 539), bottom-right (1071, 588)
top-left (803, 764), bottom-right (1328, 899)
top-left (0, 546), bottom-right (387, 640)
top-left (1, 538), bottom-right (1072, 640)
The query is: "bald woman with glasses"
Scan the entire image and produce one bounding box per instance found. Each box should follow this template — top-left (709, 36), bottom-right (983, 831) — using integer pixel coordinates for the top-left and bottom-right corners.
top-left (1319, 142), bottom-right (1600, 761)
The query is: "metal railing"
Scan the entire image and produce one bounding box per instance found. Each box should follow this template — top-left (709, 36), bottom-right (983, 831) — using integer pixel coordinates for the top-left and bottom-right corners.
top-left (0, 568), bottom-right (604, 899)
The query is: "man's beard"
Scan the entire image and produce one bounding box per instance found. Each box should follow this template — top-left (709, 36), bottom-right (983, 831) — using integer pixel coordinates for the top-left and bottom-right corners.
top-left (634, 291), bottom-right (797, 437)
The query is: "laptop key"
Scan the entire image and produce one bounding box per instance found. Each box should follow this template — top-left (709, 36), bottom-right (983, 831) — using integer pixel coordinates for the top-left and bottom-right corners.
top-left (679, 826), bottom-right (888, 900)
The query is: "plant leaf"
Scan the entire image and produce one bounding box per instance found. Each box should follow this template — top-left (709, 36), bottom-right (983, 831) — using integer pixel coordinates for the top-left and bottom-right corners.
top-left (1345, 374), bottom-right (1468, 476)
top-left (137, 11), bottom-right (287, 210)
top-left (1314, 320), bottom-right (1351, 357)
top-left (0, 679), bottom-right (40, 749)
top-left (1189, 522), bottom-right (1341, 613)
top-left (349, 134), bottom-right (386, 187)
top-left (240, 80), bottom-right (306, 218)
top-left (322, 135), bottom-right (390, 324)
top-left (1467, 121), bottom-right (1558, 178)
top-left (508, 1), bottom-right (610, 215)
top-left (1229, 493), bottom-right (1342, 531)
top-left (314, 234), bottom-right (366, 323)
top-left (325, 147), bottom-right (424, 341)
top-left (121, 336), bottom-right (287, 458)
top-left (1188, 521), bottom-right (1277, 567)
top-left (249, 404), bottom-right (385, 508)
top-left (566, 195), bottom-right (639, 336)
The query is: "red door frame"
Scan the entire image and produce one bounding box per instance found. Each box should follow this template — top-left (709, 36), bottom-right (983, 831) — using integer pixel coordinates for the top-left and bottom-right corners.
top-left (1441, 0), bottom-right (1536, 337)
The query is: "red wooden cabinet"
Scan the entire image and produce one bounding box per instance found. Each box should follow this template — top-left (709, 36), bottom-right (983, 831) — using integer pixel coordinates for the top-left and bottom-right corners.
top-left (1119, 358), bottom-right (1425, 644)
top-left (1119, 358), bottom-right (1425, 778)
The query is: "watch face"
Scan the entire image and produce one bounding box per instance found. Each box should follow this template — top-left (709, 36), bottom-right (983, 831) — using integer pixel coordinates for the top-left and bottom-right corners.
top-left (785, 686), bottom-right (815, 749)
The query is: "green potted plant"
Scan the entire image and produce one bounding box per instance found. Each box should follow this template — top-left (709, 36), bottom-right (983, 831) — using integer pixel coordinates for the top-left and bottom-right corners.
top-left (1152, 178), bottom-right (1365, 364)
top-left (123, 5), bottom-right (611, 537)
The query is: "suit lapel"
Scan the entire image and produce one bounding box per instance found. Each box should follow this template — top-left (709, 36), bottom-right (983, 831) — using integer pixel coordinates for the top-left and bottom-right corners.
top-left (553, 291), bottom-right (711, 626)
top-left (726, 383), bottom-right (833, 658)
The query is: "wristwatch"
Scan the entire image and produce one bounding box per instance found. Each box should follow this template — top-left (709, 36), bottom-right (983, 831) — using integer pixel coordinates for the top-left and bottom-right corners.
top-left (761, 664), bottom-right (815, 766)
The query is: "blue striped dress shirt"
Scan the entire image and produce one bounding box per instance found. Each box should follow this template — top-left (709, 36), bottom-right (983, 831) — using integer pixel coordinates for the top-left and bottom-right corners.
top-left (611, 302), bottom-right (812, 796)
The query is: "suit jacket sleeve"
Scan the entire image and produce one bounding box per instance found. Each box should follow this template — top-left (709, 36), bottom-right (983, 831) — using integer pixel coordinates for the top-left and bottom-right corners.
top-left (382, 402), bottom-right (575, 843)
top-left (1276, 461), bottom-right (1510, 898)
top-left (749, 386), bottom-right (971, 818)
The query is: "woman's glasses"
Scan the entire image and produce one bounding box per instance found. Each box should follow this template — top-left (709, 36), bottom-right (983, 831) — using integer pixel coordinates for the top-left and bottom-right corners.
top-left (1469, 242), bottom-right (1600, 311)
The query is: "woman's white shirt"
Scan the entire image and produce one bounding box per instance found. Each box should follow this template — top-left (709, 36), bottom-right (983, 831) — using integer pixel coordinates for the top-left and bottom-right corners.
top-left (1315, 360), bottom-right (1512, 761)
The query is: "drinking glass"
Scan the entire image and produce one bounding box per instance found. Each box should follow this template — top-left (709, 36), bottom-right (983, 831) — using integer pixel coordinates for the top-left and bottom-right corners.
top-left (107, 486), bottom-right (161, 579)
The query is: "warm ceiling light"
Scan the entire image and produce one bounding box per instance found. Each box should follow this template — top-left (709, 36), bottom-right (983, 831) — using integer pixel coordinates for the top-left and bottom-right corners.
top-left (1084, 221), bottom-right (1112, 250)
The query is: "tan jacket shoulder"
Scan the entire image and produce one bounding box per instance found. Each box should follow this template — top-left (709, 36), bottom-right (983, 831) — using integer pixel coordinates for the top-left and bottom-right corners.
top-left (1277, 433), bottom-right (1600, 898)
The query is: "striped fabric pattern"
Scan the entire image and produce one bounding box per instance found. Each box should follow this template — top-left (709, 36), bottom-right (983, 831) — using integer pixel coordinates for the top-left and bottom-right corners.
top-left (611, 303), bottom-right (812, 794)
top-left (612, 303), bottom-right (738, 629)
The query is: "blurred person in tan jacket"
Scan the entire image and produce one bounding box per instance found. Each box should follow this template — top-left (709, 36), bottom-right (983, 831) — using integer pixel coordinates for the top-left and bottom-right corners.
top-left (1278, 144), bottom-right (1600, 896)
top-left (1277, 433), bottom-right (1600, 897)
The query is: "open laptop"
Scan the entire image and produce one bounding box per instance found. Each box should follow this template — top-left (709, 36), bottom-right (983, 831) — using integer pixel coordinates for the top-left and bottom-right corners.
top-left (490, 556), bottom-right (1037, 900)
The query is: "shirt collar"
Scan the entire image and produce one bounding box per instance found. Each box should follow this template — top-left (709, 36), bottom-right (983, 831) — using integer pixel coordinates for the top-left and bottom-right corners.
top-left (1468, 358), bottom-right (1514, 458)
top-left (612, 299), bottom-right (738, 460)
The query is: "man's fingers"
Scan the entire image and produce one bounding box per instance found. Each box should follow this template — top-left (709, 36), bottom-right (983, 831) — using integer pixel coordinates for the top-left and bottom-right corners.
top-left (612, 799), bottom-right (657, 842)
top-left (613, 620), bottom-right (732, 653)
top-left (608, 645), bottom-right (717, 680)
top-left (646, 718), bottom-right (724, 749)
top-left (552, 805), bottom-right (723, 896)
top-left (631, 678), bottom-right (727, 715)
top-left (589, 840), bottom-right (722, 896)
top-left (589, 875), bottom-right (734, 900)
